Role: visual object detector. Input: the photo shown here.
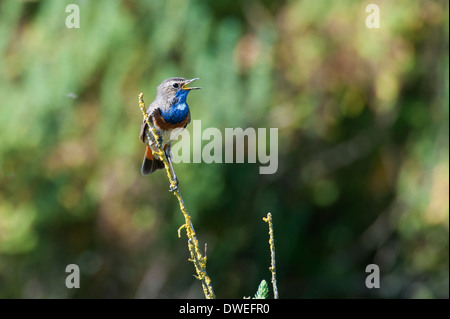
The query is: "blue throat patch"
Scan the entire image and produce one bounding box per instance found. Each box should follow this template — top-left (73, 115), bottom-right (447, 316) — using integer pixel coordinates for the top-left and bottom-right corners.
top-left (160, 89), bottom-right (190, 124)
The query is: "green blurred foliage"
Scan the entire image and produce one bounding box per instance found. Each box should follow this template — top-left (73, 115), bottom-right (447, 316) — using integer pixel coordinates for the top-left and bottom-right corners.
top-left (0, 0), bottom-right (448, 298)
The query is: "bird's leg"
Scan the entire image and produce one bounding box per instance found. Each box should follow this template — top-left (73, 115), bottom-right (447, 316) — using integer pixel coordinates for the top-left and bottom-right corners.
top-left (150, 136), bottom-right (163, 148)
top-left (165, 148), bottom-right (179, 192)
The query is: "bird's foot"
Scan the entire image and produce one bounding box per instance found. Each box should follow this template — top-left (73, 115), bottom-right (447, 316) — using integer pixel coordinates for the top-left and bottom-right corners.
top-left (156, 137), bottom-right (163, 148)
top-left (169, 178), bottom-right (179, 192)
top-left (151, 136), bottom-right (163, 149)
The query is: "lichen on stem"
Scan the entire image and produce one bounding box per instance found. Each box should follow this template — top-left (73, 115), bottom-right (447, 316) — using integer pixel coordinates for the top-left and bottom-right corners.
top-left (263, 212), bottom-right (278, 299)
top-left (139, 93), bottom-right (215, 299)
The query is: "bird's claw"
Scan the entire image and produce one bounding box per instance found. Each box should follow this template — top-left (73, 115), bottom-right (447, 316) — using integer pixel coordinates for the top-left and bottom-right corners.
top-left (169, 178), bottom-right (179, 192)
top-left (156, 137), bottom-right (163, 148)
top-left (151, 136), bottom-right (163, 148)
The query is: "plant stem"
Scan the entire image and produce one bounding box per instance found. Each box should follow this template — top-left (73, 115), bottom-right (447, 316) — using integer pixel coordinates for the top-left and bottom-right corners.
top-left (263, 212), bottom-right (278, 299)
top-left (139, 93), bottom-right (215, 299)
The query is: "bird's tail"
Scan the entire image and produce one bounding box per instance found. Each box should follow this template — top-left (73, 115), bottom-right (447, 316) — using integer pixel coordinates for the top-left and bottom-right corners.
top-left (141, 145), bottom-right (164, 175)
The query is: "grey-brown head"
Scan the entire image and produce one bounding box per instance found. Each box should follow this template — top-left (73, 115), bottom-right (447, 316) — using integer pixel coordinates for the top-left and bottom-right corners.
top-left (155, 77), bottom-right (201, 103)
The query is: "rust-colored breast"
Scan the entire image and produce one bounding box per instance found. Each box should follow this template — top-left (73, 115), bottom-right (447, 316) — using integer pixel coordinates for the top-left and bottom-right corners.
top-left (153, 109), bottom-right (191, 131)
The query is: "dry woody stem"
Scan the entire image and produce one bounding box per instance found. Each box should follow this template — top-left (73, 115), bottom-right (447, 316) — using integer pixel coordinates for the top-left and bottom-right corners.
top-left (139, 93), bottom-right (215, 299)
top-left (263, 212), bottom-right (279, 299)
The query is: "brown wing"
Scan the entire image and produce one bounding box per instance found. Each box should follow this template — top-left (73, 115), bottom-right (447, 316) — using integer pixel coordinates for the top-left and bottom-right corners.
top-left (139, 106), bottom-right (159, 144)
top-left (139, 118), bottom-right (148, 144)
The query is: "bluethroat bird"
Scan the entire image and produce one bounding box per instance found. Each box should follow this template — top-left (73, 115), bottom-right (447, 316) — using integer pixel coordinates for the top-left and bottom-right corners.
top-left (139, 77), bottom-right (200, 188)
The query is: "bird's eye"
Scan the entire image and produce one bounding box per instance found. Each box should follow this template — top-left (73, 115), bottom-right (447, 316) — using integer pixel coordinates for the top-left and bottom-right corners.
top-left (172, 83), bottom-right (179, 88)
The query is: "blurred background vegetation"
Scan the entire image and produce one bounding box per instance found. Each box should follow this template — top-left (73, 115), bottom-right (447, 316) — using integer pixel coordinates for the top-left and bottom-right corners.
top-left (0, 0), bottom-right (448, 298)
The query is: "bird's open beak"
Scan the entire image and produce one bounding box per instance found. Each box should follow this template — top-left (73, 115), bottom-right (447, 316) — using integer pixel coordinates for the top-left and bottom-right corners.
top-left (182, 78), bottom-right (201, 90)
